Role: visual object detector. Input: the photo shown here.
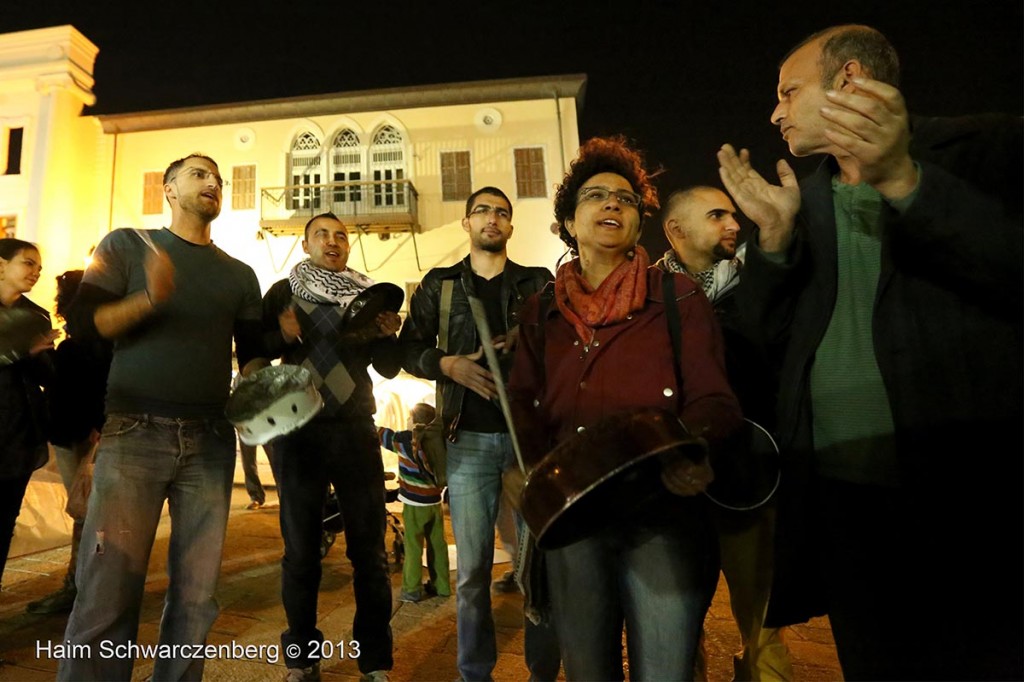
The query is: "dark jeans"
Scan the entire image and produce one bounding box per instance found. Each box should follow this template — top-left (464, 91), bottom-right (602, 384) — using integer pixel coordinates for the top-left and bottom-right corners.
top-left (0, 473), bottom-right (33, 583)
top-left (817, 477), bottom-right (1023, 680)
top-left (271, 417), bottom-right (393, 674)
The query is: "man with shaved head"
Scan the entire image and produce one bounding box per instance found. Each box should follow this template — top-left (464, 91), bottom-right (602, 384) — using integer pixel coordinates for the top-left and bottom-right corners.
top-left (718, 24), bottom-right (1022, 678)
top-left (658, 186), bottom-right (792, 681)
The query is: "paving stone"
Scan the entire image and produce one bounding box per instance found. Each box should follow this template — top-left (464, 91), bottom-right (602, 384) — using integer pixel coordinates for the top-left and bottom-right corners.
top-left (0, 486), bottom-right (843, 681)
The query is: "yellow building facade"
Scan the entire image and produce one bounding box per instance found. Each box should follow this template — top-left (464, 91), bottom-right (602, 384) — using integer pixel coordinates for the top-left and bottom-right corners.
top-left (1, 23), bottom-right (582, 557)
top-left (1, 24), bottom-right (584, 308)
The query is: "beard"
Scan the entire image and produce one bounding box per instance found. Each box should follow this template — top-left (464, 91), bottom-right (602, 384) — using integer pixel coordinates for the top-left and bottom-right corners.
top-left (713, 241), bottom-right (737, 261)
top-left (474, 231), bottom-right (508, 253)
top-left (180, 193), bottom-right (221, 222)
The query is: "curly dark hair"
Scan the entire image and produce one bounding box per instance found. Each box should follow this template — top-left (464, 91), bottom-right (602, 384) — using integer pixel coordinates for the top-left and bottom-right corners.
top-left (552, 136), bottom-right (659, 254)
top-left (55, 270), bottom-right (85, 321)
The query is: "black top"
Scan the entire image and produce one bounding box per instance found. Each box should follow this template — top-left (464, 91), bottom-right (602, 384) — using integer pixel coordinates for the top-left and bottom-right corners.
top-left (0, 295), bottom-right (52, 478)
top-left (458, 273), bottom-right (507, 433)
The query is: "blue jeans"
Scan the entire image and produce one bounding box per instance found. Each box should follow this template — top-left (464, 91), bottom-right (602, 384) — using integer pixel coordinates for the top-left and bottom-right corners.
top-left (58, 414), bottom-right (236, 682)
top-left (447, 430), bottom-right (513, 681)
top-left (447, 431), bottom-right (561, 681)
top-left (545, 505), bottom-right (717, 681)
top-left (271, 417), bottom-right (393, 674)
top-left (238, 439), bottom-right (265, 504)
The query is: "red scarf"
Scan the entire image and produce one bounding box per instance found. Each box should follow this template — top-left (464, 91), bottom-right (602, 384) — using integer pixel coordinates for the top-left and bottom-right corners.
top-left (555, 246), bottom-right (650, 344)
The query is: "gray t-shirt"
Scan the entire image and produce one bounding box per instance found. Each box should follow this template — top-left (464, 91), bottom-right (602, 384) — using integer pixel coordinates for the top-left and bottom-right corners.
top-left (84, 227), bottom-right (262, 418)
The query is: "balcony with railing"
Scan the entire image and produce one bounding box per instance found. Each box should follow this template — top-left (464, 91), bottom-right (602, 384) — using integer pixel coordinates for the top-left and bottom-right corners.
top-left (260, 179), bottom-right (419, 236)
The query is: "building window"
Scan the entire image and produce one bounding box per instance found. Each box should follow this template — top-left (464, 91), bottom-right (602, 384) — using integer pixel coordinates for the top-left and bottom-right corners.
top-left (0, 215), bottom-right (16, 238)
top-left (514, 147), bottom-right (546, 198)
top-left (142, 172), bottom-right (164, 214)
top-left (440, 151), bottom-right (471, 202)
top-left (289, 131), bottom-right (323, 210)
top-left (370, 125), bottom-right (405, 208)
top-left (232, 165), bottom-right (256, 210)
top-left (330, 129), bottom-right (363, 213)
top-left (4, 127), bottom-right (24, 175)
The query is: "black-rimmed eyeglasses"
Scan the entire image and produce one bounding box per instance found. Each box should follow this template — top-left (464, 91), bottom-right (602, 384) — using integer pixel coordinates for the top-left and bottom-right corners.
top-left (468, 204), bottom-right (511, 220)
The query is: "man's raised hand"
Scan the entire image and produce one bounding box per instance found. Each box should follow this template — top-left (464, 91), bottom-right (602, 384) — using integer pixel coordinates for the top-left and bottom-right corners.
top-left (717, 144), bottom-right (800, 253)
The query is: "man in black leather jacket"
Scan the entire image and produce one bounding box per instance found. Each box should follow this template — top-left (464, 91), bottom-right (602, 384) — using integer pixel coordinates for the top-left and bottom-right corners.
top-left (399, 187), bottom-right (556, 681)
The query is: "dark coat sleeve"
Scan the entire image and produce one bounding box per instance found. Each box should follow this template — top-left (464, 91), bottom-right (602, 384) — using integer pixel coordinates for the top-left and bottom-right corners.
top-left (886, 160), bottom-right (1022, 311)
top-left (398, 273), bottom-right (446, 380)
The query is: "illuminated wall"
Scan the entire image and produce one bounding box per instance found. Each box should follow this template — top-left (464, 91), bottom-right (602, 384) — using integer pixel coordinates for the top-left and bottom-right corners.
top-left (0, 25), bottom-right (103, 308)
top-left (101, 92), bottom-right (581, 294)
top-left (0, 24), bottom-right (583, 308)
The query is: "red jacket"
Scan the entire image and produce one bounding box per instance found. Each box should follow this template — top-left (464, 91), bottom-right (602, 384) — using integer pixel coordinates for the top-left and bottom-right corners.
top-left (509, 267), bottom-right (741, 467)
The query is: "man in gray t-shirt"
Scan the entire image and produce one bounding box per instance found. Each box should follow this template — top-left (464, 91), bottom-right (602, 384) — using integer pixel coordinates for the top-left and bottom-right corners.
top-left (59, 153), bottom-right (263, 682)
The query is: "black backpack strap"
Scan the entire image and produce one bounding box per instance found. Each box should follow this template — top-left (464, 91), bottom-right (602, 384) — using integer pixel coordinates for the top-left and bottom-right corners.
top-left (662, 273), bottom-right (684, 407)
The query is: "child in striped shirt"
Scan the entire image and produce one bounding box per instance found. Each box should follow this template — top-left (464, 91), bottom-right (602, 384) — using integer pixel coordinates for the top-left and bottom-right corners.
top-left (378, 403), bottom-right (450, 602)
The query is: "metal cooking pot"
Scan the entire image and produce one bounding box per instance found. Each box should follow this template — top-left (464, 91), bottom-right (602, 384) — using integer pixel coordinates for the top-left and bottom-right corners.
top-left (0, 307), bottom-right (51, 367)
top-left (519, 407), bottom-right (707, 550)
top-left (342, 282), bottom-right (404, 332)
top-left (225, 365), bottom-right (323, 445)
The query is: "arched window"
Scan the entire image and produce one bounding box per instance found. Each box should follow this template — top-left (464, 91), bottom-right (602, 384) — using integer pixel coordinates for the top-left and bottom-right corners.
top-left (289, 131), bottom-right (323, 210)
top-left (329, 129), bottom-right (362, 214)
top-left (369, 125), bottom-right (406, 209)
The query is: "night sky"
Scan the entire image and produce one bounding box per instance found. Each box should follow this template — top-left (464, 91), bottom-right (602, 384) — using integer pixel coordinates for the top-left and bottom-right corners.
top-left (4, 1), bottom-right (1022, 251)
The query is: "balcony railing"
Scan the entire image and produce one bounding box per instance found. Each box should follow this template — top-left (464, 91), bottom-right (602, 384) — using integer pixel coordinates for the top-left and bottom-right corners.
top-left (260, 179), bottom-right (419, 236)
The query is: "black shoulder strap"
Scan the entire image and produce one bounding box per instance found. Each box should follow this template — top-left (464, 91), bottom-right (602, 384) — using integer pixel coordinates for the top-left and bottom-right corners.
top-left (436, 278), bottom-right (455, 419)
top-left (536, 283), bottom-right (555, 375)
top-left (663, 273), bottom-right (684, 409)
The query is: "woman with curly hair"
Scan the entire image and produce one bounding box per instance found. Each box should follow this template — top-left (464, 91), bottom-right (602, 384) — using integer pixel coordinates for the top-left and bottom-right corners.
top-left (508, 137), bottom-right (741, 680)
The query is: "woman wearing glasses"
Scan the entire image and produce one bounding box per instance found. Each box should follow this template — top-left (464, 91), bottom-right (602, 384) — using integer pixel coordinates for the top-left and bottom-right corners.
top-left (508, 137), bottom-right (741, 680)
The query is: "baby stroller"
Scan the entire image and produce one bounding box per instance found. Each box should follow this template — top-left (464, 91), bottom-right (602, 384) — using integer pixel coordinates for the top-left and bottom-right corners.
top-left (320, 473), bottom-right (405, 568)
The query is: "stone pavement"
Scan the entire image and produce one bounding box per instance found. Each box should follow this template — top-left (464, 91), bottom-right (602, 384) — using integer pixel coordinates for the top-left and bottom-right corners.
top-left (0, 484), bottom-right (841, 681)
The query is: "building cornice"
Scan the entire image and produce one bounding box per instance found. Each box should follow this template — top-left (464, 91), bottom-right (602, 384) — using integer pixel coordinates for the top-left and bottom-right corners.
top-left (96, 74), bottom-right (587, 134)
top-left (0, 25), bottom-right (98, 105)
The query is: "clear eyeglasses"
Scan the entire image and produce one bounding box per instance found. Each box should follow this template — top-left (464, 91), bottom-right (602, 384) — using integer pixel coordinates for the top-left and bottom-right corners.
top-left (171, 167), bottom-right (227, 188)
top-left (577, 186), bottom-right (641, 208)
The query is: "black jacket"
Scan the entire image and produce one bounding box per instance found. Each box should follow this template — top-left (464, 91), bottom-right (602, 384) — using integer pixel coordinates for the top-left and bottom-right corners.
top-left (399, 256), bottom-right (552, 433)
top-left (0, 296), bottom-right (52, 479)
top-left (739, 114), bottom-right (1023, 626)
top-left (262, 279), bottom-right (402, 420)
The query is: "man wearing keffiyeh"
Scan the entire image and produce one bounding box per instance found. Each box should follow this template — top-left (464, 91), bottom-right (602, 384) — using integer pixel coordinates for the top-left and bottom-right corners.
top-left (258, 212), bottom-right (401, 682)
top-left (658, 186), bottom-right (791, 682)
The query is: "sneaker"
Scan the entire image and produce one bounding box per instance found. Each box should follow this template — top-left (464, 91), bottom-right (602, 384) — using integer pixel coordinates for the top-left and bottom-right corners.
top-left (399, 589), bottom-right (422, 603)
top-left (284, 662), bottom-right (320, 682)
top-left (246, 500), bottom-right (264, 510)
top-left (360, 671), bottom-right (390, 682)
top-left (26, 579), bottom-right (77, 614)
top-left (492, 570), bottom-right (518, 594)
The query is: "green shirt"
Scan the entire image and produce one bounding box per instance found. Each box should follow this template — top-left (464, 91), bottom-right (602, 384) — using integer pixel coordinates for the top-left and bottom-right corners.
top-left (809, 179), bottom-right (900, 486)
